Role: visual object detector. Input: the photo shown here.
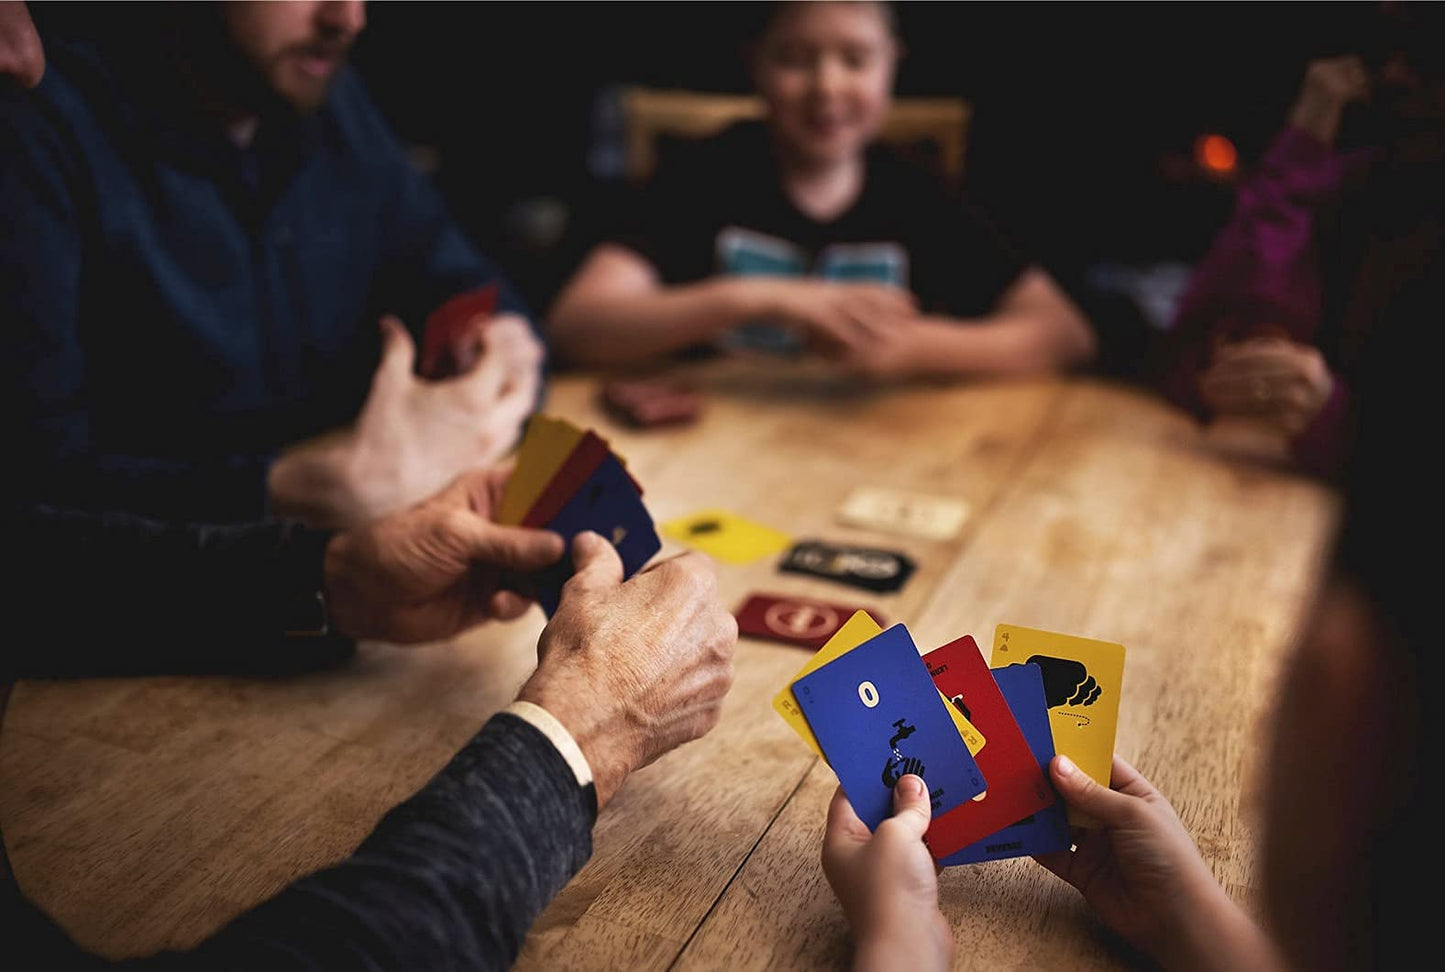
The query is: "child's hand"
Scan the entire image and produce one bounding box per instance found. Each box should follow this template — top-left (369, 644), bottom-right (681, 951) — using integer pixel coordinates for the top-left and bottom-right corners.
top-left (821, 775), bottom-right (953, 972)
top-left (1035, 754), bottom-right (1281, 969)
top-left (748, 278), bottom-right (917, 357)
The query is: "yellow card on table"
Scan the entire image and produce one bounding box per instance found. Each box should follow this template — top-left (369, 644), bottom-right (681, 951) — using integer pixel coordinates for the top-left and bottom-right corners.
top-left (773, 611), bottom-right (986, 760)
top-left (497, 415), bottom-right (585, 525)
top-left (991, 623), bottom-right (1126, 827)
top-left (661, 509), bottom-right (792, 565)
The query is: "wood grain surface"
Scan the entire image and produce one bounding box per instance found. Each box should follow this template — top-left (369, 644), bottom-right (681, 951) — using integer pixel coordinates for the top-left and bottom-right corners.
top-left (0, 358), bottom-right (1342, 969)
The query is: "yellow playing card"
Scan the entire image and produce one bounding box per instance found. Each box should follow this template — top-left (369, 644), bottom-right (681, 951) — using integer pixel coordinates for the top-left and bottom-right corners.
top-left (773, 611), bottom-right (986, 760)
top-left (497, 415), bottom-right (586, 525)
top-left (991, 623), bottom-right (1126, 827)
top-left (661, 509), bottom-right (792, 565)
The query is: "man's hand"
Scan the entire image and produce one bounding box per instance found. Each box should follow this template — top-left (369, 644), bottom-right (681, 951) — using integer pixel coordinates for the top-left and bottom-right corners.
top-left (517, 533), bottom-right (738, 808)
top-left (822, 777), bottom-right (953, 972)
top-left (1288, 54), bottom-right (1371, 144)
top-left (322, 466), bottom-right (564, 643)
top-left (269, 312), bottom-right (544, 528)
top-left (1198, 336), bottom-right (1335, 437)
top-left (0, 1), bottom-right (43, 89)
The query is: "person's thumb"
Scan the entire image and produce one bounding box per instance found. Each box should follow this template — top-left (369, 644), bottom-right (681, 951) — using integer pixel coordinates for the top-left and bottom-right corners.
top-left (565, 531), bottom-right (625, 591)
top-left (1049, 754), bottom-right (1132, 824)
top-left (467, 523), bottom-right (565, 573)
top-left (377, 315), bottom-right (417, 382)
top-left (888, 774), bottom-right (933, 839)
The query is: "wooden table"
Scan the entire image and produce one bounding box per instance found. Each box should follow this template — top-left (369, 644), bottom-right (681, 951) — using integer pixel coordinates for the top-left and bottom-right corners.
top-left (0, 359), bottom-right (1342, 969)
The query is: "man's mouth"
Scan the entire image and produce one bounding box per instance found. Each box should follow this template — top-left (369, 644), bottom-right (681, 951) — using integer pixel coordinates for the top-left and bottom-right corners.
top-left (291, 46), bottom-right (347, 81)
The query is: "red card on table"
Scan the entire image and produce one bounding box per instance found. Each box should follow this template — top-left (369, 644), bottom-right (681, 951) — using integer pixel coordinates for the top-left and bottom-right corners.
top-left (920, 634), bottom-right (1058, 859)
top-left (601, 379), bottom-right (705, 428)
top-left (735, 593), bottom-right (886, 650)
top-left (421, 284), bottom-right (499, 378)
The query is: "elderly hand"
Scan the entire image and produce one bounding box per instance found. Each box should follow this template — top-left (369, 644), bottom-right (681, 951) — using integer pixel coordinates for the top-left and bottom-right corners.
top-left (1198, 337), bottom-right (1335, 437)
top-left (517, 533), bottom-right (738, 807)
top-left (322, 466), bottom-right (564, 643)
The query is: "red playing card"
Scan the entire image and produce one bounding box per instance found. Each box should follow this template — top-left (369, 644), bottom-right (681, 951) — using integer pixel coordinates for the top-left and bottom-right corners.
top-left (920, 634), bottom-right (1059, 860)
top-left (601, 379), bottom-right (704, 428)
top-left (734, 593), bottom-right (886, 650)
top-left (421, 284), bottom-right (500, 378)
top-left (521, 431), bottom-right (612, 528)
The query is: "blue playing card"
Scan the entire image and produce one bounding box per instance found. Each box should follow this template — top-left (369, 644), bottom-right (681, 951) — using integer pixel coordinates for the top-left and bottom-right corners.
top-left (534, 453), bottom-right (661, 617)
top-left (939, 663), bottom-right (1072, 864)
top-left (793, 624), bottom-right (986, 830)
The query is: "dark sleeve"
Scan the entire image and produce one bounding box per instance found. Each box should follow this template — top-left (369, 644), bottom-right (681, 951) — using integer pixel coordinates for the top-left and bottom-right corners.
top-left (2, 714), bottom-right (596, 971)
top-left (913, 188), bottom-right (1030, 318)
top-left (0, 85), bottom-right (280, 523)
top-left (340, 75), bottom-right (538, 347)
top-left (594, 140), bottom-right (715, 286)
top-left (0, 505), bottom-right (351, 680)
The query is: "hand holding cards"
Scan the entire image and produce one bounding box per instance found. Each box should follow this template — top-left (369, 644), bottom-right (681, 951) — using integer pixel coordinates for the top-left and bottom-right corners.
top-left (775, 617), bottom-right (1126, 862)
top-left (498, 415), bottom-right (661, 615)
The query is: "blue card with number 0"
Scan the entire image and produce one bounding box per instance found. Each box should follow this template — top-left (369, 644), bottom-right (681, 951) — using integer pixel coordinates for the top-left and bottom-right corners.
top-left (792, 624), bottom-right (986, 830)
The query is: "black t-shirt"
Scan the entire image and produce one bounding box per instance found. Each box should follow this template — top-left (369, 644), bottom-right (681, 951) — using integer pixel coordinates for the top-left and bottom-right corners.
top-left (606, 121), bottom-right (1030, 322)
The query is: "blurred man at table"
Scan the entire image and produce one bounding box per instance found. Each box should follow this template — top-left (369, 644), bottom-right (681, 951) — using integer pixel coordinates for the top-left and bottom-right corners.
top-left (1, 467), bottom-right (739, 969)
top-left (1151, 1), bottom-right (1445, 481)
top-left (1, 1), bottom-right (543, 529)
top-left (545, 0), bottom-right (1096, 379)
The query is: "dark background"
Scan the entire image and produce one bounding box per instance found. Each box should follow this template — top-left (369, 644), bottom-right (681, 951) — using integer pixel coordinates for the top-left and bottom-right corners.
top-left (32, 1), bottom-right (1391, 341)
top-left (342, 1), bottom-right (1382, 318)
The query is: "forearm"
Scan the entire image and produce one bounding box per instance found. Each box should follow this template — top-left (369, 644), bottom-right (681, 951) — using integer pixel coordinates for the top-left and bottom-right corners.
top-left (1147, 886), bottom-right (1286, 972)
top-left (182, 713), bottom-right (595, 971)
top-left (1, 506), bottom-right (349, 679)
top-left (547, 276), bottom-right (760, 366)
top-left (910, 309), bottom-right (1095, 377)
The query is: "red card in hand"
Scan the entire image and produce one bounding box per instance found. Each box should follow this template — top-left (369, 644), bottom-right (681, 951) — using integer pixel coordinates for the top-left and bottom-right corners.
top-left (421, 284), bottom-right (499, 378)
top-left (735, 592), bottom-right (886, 650)
top-left (920, 634), bottom-right (1058, 859)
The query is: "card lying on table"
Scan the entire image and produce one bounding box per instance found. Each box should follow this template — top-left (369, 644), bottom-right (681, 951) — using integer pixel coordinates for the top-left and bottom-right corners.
top-left (737, 592), bottom-right (886, 650)
top-left (778, 540), bottom-right (916, 594)
top-left (991, 623), bottom-right (1126, 827)
top-left (661, 508), bottom-right (792, 565)
top-left (836, 486), bottom-right (969, 541)
top-left (498, 415), bottom-right (660, 617)
top-left (792, 624), bottom-right (987, 829)
top-left (921, 634), bottom-right (1059, 859)
top-left (938, 661), bottom-right (1072, 864)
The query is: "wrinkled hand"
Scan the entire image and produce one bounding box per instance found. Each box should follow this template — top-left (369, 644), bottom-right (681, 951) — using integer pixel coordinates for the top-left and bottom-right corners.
top-left (1033, 754), bottom-right (1263, 968)
top-left (1198, 337), bottom-right (1335, 436)
top-left (1288, 54), bottom-right (1370, 144)
top-left (323, 466), bottom-right (564, 643)
top-left (517, 533), bottom-right (737, 807)
top-left (749, 278), bottom-right (919, 358)
top-left (822, 776), bottom-right (953, 972)
top-left (0, 1), bottom-right (44, 88)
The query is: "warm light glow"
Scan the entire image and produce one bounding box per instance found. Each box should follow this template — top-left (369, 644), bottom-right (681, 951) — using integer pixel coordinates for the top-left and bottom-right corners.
top-left (1195, 134), bottom-right (1238, 177)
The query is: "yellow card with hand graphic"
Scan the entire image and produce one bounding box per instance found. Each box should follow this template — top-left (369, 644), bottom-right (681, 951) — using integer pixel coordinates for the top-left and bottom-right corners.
top-left (773, 610), bottom-right (985, 760)
top-left (992, 623), bottom-right (1126, 826)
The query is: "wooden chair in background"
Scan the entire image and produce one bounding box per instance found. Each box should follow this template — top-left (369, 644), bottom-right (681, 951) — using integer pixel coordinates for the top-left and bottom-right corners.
top-left (617, 86), bottom-right (973, 188)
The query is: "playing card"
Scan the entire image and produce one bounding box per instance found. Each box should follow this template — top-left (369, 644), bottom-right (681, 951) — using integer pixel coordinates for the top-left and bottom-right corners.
top-left (778, 540), bottom-right (916, 593)
top-left (920, 635), bottom-right (1058, 859)
top-left (938, 662), bottom-right (1072, 864)
top-left (836, 486), bottom-right (969, 541)
top-left (660, 509), bottom-right (791, 564)
top-left (421, 284), bottom-right (499, 378)
top-left (772, 611), bottom-right (985, 762)
top-left (793, 624), bottom-right (986, 829)
top-left (601, 379), bottom-right (704, 428)
top-left (520, 430), bottom-right (612, 528)
top-left (992, 624), bottom-right (1126, 827)
top-left (497, 415), bottom-right (587, 526)
top-left (532, 454), bottom-right (661, 616)
top-left (737, 593), bottom-right (884, 651)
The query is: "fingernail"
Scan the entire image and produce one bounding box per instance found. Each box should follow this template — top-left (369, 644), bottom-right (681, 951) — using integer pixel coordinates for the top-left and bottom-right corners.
top-left (1055, 755), bottom-right (1077, 778)
top-left (899, 774), bottom-right (925, 798)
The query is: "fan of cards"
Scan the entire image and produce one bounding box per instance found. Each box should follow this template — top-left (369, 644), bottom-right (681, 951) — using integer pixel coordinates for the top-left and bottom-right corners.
top-left (773, 613), bottom-right (1126, 863)
top-left (497, 415), bottom-right (661, 616)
